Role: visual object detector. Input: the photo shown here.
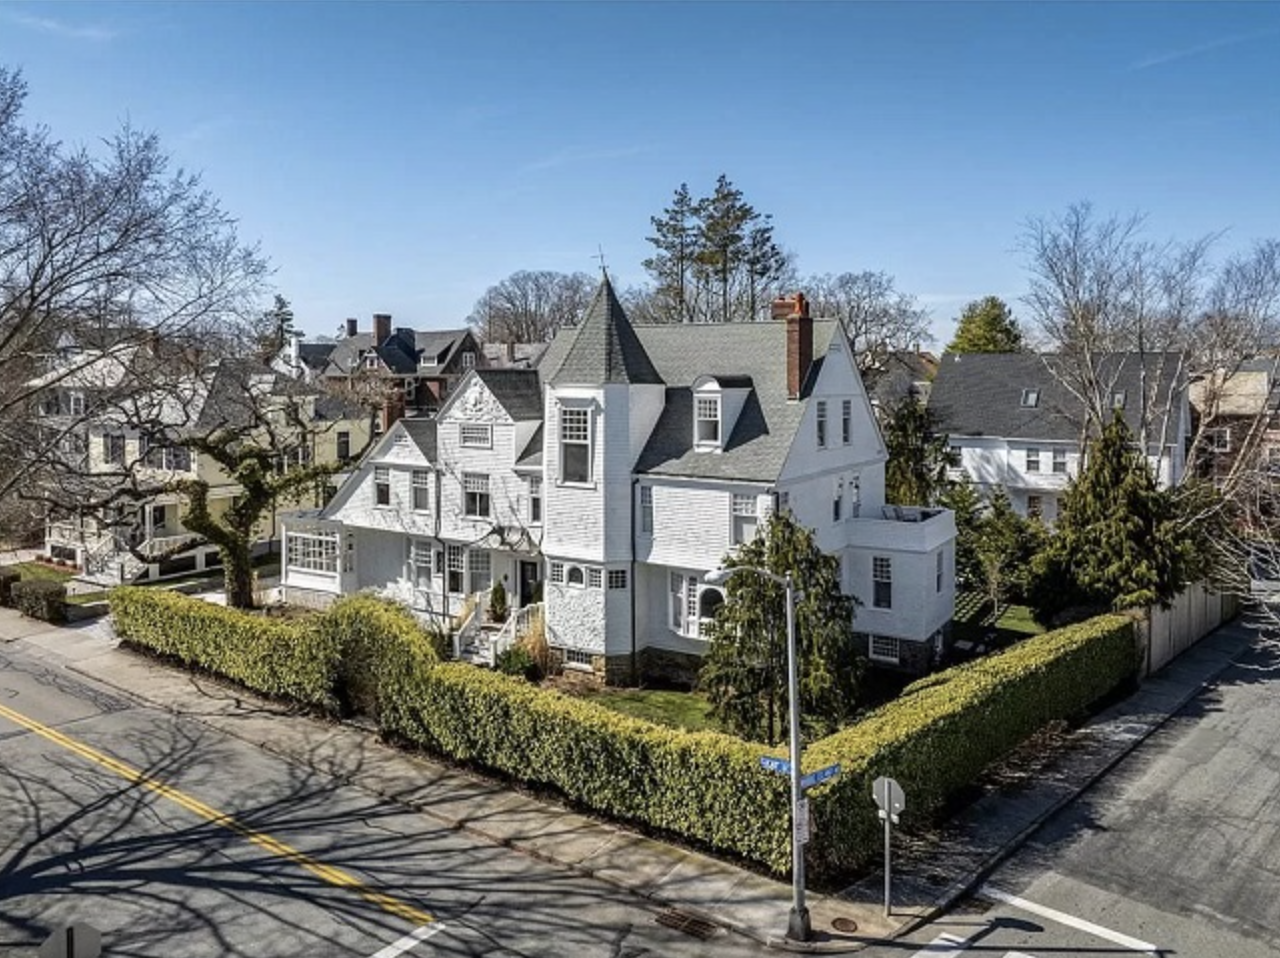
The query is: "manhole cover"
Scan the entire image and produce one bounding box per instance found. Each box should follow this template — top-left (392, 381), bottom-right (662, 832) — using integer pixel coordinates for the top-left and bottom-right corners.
top-left (654, 908), bottom-right (719, 940)
top-left (831, 917), bottom-right (859, 934)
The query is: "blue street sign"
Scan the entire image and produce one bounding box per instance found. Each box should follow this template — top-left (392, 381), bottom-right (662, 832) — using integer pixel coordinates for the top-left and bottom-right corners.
top-left (801, 763), bottom-right (841, 791)
top-left (759, 756), bottom-right (792, 775)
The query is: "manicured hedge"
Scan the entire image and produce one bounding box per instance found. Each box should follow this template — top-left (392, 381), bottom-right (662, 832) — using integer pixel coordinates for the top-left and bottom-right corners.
top-left (107, 583), bottom-right (1138, 877)
top-left (802, 613), bottom-right (1138, 877)
top-left (10, 579), bottom-right (67, 623)
top-left (110, 587), bottom-right (342, 710)
top-left (317, 594), bottom-right (445, 719)
top-left (0, 565), bottom-right (19, 608)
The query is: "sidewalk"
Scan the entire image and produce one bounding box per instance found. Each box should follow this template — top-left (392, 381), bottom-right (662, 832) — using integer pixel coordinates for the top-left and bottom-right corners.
top-left (0, 607), bottom-right (1257, 952)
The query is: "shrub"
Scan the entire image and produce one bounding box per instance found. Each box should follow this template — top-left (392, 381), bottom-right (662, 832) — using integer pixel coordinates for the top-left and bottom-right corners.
top-left (489, 578), bottom-right (509, 622)
top-left (10, 579), bottom-right (66, 623)
top-left (0, 565), bottom-right (19, 608)
top-left (109, 587), bottom-right (342, 710)
top-left (316, 594), bottom-right (443, 718)
top-left (495, 644), bottom-right (538, 681)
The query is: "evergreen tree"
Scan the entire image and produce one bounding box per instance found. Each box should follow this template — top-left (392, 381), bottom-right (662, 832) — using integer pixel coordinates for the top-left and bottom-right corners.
top-left (699, 511), bottom-right (861, 744)
top-left (973, 491), bottom-right (1045, 613)
top-left (940, 476), bottom-right (983, 587)
top-left (252, 294), bottom-right (296, 362)
top-left (947, 296), bottom-right (1024, 353)
top-left (882, 397), bottom-right (957, 506)
top-left (641, 175), bottom-right (786, 323)
top-left (1027, 413), bottom-right (1199, 623)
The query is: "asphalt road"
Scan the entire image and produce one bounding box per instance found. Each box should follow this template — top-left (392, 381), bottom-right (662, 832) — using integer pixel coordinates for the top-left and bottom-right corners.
top-left (867, 635), bottom-right (1280, 958)
top-left (0, 643), bottom-right (770, 958)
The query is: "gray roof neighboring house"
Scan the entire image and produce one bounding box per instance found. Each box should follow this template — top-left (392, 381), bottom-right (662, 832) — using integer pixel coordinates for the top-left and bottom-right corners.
top-left (929, 352), bottom-right (1186, 443)
top-left (318, 327), bottom-right (476, 377)
top-left (862, 350), bottom-right (938, 409)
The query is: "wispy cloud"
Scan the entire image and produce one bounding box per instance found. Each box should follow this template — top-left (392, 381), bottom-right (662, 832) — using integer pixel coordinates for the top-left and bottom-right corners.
top-left (519, 145), bottom-right (645, 174)
top-left (1129, 30), bottom-right (1274, 71)
top-left (9, 12), bottom-right (119, 42)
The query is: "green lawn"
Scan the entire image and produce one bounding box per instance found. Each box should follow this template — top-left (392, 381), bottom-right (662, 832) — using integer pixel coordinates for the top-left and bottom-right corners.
top-left (952, 592), bottom-right (1045, 649)
top-left (12, 561), bottom-right (73, 582)
top-left (577, 687), bottom-right (720, 732)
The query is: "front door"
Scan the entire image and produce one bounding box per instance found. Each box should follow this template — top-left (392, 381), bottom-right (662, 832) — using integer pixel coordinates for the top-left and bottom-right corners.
top-left (518, 560), bottom-right (541, 607)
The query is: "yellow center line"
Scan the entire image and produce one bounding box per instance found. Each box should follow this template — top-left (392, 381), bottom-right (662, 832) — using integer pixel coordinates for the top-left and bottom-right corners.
top-left (0, 701), bottom-right (434, 927)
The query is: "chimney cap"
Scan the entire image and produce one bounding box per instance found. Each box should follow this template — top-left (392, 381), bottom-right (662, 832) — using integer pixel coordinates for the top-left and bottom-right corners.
top-left (771, 292), bottom-right (810, 321)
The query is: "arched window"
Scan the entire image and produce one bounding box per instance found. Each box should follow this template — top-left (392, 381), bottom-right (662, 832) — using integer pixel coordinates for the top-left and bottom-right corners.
top-left (699, 587), bottom-right (725, 622)
top-left (566, 565), bottom-right (585, 587)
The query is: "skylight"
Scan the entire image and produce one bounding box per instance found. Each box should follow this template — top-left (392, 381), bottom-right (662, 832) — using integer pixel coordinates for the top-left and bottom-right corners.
top-left (1020, 388), bottom-right (1040, 408)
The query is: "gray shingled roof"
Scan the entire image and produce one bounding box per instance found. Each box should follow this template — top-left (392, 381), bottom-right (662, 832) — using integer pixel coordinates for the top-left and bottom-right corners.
top-left (547, 278), bottom-right (662, 386)
top-left (929, 352), bottom-right (1185, 442)
top-left (316, 327), bottom-right (474, 376)
top-left (632, 320), bottom-right (839, 481)
top-left (401, 418), bottom-right (438, 460)
top-left (862, 351), bottom-right (938, 408)
top-left (474, 368), bottom-right (544, 421)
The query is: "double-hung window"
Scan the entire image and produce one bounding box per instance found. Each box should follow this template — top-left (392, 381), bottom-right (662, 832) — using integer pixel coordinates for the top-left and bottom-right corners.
top-left (841, 399), bottom-right (852, 444)
top-left (528, 476), bottom-right (542, 524)
top-left (1052, 448), bottom-right (1068, 474)
top-left (640, 486), bottom-right (654, 534)
top-left (816, 401), bottom-right (828, 448)
top-left (695, 395), bottom-right (720, 446)
top-left (936, 550), bottom-right (944, 593)
top-left (412, 470), bottom-right (430, 512)
top-left (374, 466), bottom-right (391, 506)
top-left (410, 540), bottom-right (432, 589)
top-left (560, 407), bottom-right (591, 483)
top-left (873, 556), bottom-right (892, 609)
top-left (1026, 448), bottom-right (1040, 473)
top-left (337, 431), bottom-right (351, 462)
top-left (463, 473), bottom-right (490, 518)
top-left (732, 494), bottom-right (757, 544)
top-left (833, 478), bottom-right (844, 523)
top-left (445, 544), bottom-right (465, 593)
top-left (104, 434), bottom-right (126, 466)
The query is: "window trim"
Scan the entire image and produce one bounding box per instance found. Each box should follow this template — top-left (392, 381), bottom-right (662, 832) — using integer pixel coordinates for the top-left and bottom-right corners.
top-left (1052, 448), bottom-right (1068, 474)
top-left (731, 493), bottom-right (758, 545)
top-left (462, 472), bottom-right (491, 519)
top-left (374, 466), bottom-right (391, 507)
top-left (607, 569), bottom-right (628, 590)
top-left (559, 405), bottom-right (593, 484)
top-left (1026, 448), bottom-right (1041, 473)
top-left (868, 634), bottom-right (901, 664)
top-left (1020, 388), bottom-right (1040, 408)
top-left (411, 469), bottom-right (431, 512)
top-left (694, 394), bottom-right (721, 448)
top-left (816, 400), bottom-right (828, 449)
top-left (528, 475), bottom-right (542, 524)
top-left (872, 555), bottom-right (892, 610)
top-left (841, 399), bottom-right (852, 445)
top-left (459, 422), bottom-right (492, 448)
top-left (640, 485), bottom-right (654, 535)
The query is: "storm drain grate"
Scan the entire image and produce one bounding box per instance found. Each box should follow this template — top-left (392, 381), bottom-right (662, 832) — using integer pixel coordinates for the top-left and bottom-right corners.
top-left (654, 908), bottom-right (720, 940)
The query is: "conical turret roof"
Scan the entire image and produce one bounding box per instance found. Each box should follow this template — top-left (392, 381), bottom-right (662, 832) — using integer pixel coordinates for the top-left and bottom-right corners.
top-left (548, 276), bottom-right (663, 386)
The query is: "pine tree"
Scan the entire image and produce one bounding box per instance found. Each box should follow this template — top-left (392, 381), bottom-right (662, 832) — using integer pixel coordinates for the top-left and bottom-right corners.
top-left (940, 476), bottom-right (983, 587)
top-left (1028, 413), bottom-right (1196, 623)
top-left (642, 183), bottom-right (700, 323)
top-left (698, 511), bottom-right (862, 744)
top-left (947, 296), bottom-right (1024, 353)
top-left (882, 397), bottom-right (958, 506)
top-left (973, 491), bottom-right (1045, 614)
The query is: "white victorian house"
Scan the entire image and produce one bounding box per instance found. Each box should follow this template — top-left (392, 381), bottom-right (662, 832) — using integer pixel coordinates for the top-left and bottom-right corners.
top-left (929, 352), bottom-right (1190, 522)
top-left (282, 278), bottom-right (957, 679)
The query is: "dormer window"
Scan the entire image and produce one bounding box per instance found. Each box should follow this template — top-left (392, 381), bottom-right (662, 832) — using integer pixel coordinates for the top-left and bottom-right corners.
top-left (695, 396), bottom-right (721, 447)
top-left (364, 351), bottom-right (379, 370)
top-left (1112, 390), bottom-right (1127, 410)
top-left (461, 351), bottom-right (476, 370)
top-left (1020, 388), bottom-right (1040, 408)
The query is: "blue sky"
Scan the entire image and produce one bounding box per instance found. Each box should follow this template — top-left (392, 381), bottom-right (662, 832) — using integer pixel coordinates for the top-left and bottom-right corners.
top-left (2, 1), bottom-right (1277, 344)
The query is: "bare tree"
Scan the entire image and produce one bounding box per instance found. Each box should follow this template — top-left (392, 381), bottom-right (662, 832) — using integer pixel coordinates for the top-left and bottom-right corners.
top-left (466, 270), bottom-right (595, 344)
top-left (803, 270), bottom-right (932, 370)
top-left (0, 67), bottom-right (266, 518)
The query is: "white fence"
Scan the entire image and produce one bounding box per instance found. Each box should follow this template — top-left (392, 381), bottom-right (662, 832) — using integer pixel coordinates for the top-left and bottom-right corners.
top-left (1137, 584), bottom-right (1239, 676)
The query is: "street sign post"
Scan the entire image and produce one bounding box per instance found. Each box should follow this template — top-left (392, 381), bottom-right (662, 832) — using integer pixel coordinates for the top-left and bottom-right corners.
top-left (801, 763), bottom-right (841, 791)
top-left (871, 777), bottom-right (906, 916)
top-left (39, 924), bottom-right (101, 958)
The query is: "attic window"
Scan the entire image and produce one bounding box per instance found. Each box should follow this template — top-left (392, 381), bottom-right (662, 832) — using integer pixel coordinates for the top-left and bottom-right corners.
top-left (460, 423), bottom-right (491, 448)
top-left (1020, 388), bottom-right (1040, 408)
top-left (695, 396), bottom-right (721, 447)
top-left (1112, 390), bottom-right (1127, 410)
top-left (364, 352), bottom-right (379, 370)
top-left (461, 351), bottom-right (476, 370)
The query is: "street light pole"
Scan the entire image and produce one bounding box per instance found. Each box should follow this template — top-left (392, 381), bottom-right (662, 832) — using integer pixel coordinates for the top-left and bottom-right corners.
top-left (704, 564), bottom-right (811, 942)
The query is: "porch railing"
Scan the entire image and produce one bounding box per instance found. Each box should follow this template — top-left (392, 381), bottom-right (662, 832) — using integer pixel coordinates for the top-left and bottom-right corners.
top-left (489, 602), bottom-right (544, 666)
top-left (451, 588), bottom-right (491, 660)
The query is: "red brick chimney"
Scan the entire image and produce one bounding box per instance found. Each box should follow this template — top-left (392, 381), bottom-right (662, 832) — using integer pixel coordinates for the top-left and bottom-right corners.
top-left (380, 388), bottom-right (406, 432)
top-left (777, 292), bottom-right (812, 400)
top-left (345, 318), bottom-right (358, 338)
top-left (373, 313), bottom-right (392, 346)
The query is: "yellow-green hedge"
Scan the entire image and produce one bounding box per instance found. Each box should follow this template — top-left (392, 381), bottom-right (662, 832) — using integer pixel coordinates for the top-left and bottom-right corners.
top-left (108, 585), bottom-right (1138, 877)
top-left (110, 587), bottom-right (342, 710)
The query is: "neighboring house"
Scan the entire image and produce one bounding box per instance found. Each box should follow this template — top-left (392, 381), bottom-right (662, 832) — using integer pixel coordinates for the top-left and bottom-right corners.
top-left (929, 352), bottom-right (1190, 522)
top-left (276, 314), bottom-right (483, 416)
top-left (41, 356), bottom-right (370, 585)
top-left (482, 341), bottom-right (549, 369)
top-left (282, 279), bottom-right (957, 678)
top-left (861, 349), bottom-right (939, 419)
top-left (1188, 358), bottom-right (1280, 487)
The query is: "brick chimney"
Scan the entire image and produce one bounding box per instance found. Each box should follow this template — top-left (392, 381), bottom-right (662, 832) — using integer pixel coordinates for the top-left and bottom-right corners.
top-left (345, 318), bottom-right (358, 338)
top-left (381, 388), bottom-right (406, 432)
top-left (777, 292), bottom-right (812, 400)
top-left (373, 313), bottom-right (392, 346)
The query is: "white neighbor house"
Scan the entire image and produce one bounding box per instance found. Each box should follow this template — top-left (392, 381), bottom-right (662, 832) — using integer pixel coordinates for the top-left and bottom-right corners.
top-left (282, 279), bottom-right (956, 679)
top-left (929, 352), bottom-right (1190, 522)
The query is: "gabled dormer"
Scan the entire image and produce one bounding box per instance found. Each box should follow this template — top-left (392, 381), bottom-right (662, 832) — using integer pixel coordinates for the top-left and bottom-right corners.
top-left (691, 375), bottom-right (753, 452)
